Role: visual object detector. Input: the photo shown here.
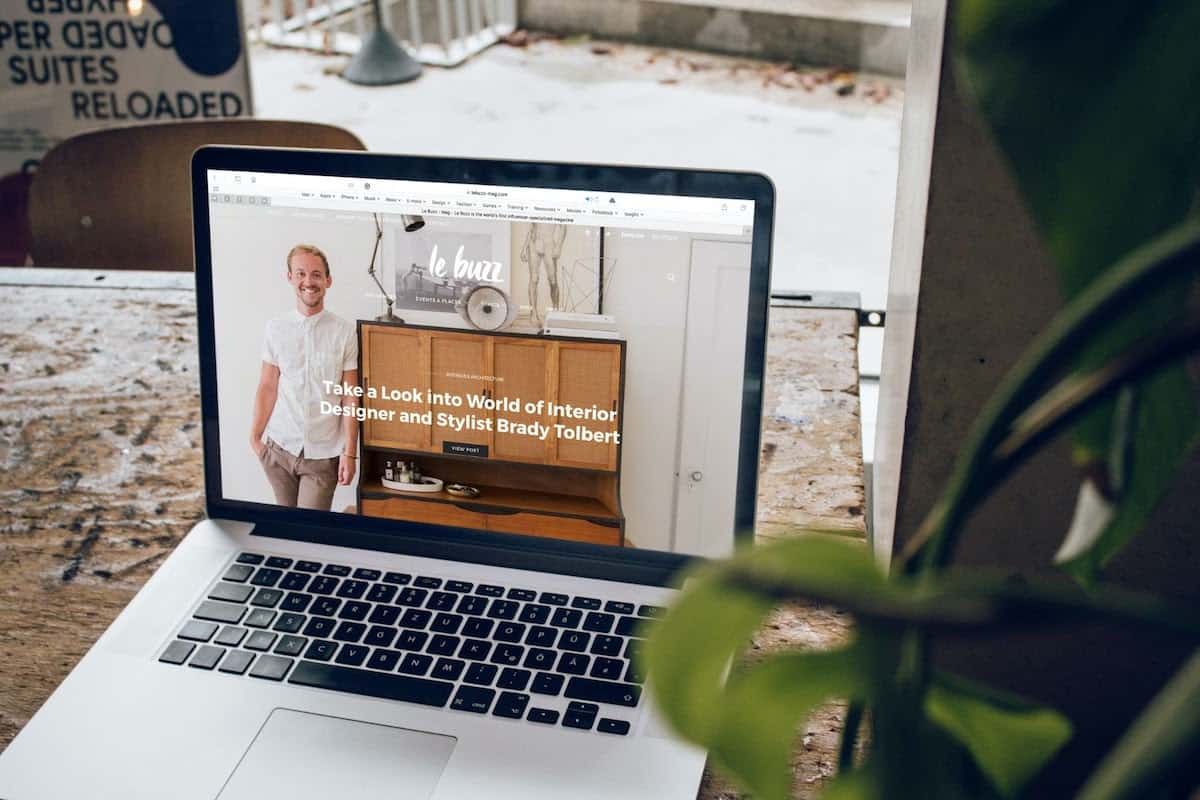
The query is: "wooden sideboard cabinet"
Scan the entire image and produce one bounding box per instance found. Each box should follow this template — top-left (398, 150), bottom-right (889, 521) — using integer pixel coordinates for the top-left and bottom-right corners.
top-left (356, 321), bottom-right (626, 547)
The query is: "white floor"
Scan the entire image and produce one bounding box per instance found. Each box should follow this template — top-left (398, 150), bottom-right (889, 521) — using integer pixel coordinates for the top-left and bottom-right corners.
top-left (248, 39), bottom-right (902, 459)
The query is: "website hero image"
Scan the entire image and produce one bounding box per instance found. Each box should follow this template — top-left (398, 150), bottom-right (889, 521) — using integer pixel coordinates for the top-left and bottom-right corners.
top-left (209, 171), bottom-right (755, 558)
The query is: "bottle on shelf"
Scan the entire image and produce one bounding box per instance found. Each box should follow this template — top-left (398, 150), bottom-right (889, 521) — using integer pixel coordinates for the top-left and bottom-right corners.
top-left (384, 460), bottom-right (394, 481)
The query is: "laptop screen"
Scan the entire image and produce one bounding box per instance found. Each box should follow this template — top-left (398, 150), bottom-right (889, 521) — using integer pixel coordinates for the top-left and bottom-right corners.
top-left (204, 166), bottom-right (762, 559)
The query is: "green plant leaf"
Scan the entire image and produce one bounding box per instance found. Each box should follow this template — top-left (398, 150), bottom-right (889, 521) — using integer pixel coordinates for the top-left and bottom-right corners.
top-left (819, 765), bottom-right (880, 800)
top-left (708, 647), bottom-right (868, 800)
top-left (642, 561), bottom-right (773, 744)
top-left (1079, 649), bottom-right (1200, 800)
top-left (956, 0), bottom-right (1200, 577)
top-left (925, 673), bottom-right (1072, 798)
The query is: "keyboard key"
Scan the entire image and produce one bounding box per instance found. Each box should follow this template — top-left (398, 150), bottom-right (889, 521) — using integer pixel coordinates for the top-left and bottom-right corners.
top-left (251, 588), bottom-right (284, 608)
top-left (487, 600), bottom-right (519, 620)
top-left (222, 564), bottom-right (254, 583)
top-left (615, 617), bottom-right (643, 637)
top-left (427, 591), bottom-right (457, 612)
top-left (303, 617), bottom-right (336, 638)
top-left (369, 606), bottom-right (401, 626)
top-left (559, 631), bottom-right (590, 652)
top-left (518, 604), bottom-right (550, 625)
top-left (323, 564), bottom-right (351, 577)
top-left (279, 572), bottom-right (310, 591)
top-left (335, 644), bottom-right (369, 667)
top-left (338, 601), bottom-right (370, 621)
top-left (273, 612), bottom-right (306, 634)
top-left (366, 584), bottom-right (398, 604)
top-left (401, 609), bottom-right (432, 629)
top-left (244, 608), bottom-right (276, 628)
top-left (397, 588), bottom-right (428, 607)
top-left (336, 580), bottom-right (368, 600)
top-left (433, 658), bottom-right (465, 681)
top-left (274, 635), bottom-right (307, 657)
top-left (507, 588), bottom-right (536, 602)
top-left (457, 596), bottom-right (488, 616)
top-left (219, 650), bottom-right (254, 675)
top-left (367, 649), bottom-right (402, 672)
top-left (591, 657), bottom-right (624, 681)
top-left (591, 635), bottom-right (622, 656)
top-left (305, 639), bottom-right (337, 661)
top-left (189, 645), bottom-right (225, 670)
top-left (625, 660), bottom-right (645, 684)
top-left (451, 686), bottom-right (494, 714)
top-left (571, 596), bottom-right (601, 610)
top-left (289, 661), bottom-right (453, 708)
top-left (415, 576), bottom-right (442, 589)
top-left (445, 580), bottom-right (472, 593)
top-left (490, 644), bottom-right (524, 666)
top-left (194, 600), bottom-right (245, 625)
top-left (624, 638), bottom-right (642, 661)
top-left (464, 663), bottom-right (498, 685)
top-left (428, 635), bottom-right (460, 656)
top-left (245, 630), bottom-right (277, 651)
top-left (294, 560), bottom-right (322, 573)
top-left (583, 613), bottom-right (615, 634)
top-left (539, 592), bottom-right (568, 606)
top-left (563, 710), bottom-right (596, 730)
top-left (493, 691), bottom-right (530, 719)
top-left (309, 576), bottom-right (339, 595)
top-left (494, 622), bottom-right (526, 643)
top-left (396, 630), bottom-right (428, 651)
top-left (312, 597), bottom-right (341, 617)
top-left (179, 620), bottom-right (218, 642)
top-left (460, 639), bottom-right (492, 661)
top-left (476, 584), bottom-right (504, 597)
top-left (557, 653), bottom-right (590, 676)
top-left (159, 640), bottom-right (194, 664)
top-left (214, 626), bottom-right (247, 647)
top-left (432, 613), bottom-right (463, 634)
top-left (523, 648), bottom-right (556, 671)
top-left (565, 677), bottom-right (641, 707)
top-left (531, 672), bottom-right (564, 696)
top-left (265, 556), bottom-right (293, 569)
top-left (333, 622), bottom-right (366, 643)
top-left (598, 718), bottom-right (631, 736)
top-left (498, 668), bottom-right (531, 691)
top-left (364, 626), bottom-right (397, 648)
top-left (526, 626), bottom-right (556, 647)
top-left (400, 653), bottom-right (433, 676)
top-left (382, 572), bottom-right (412, 585)
top-left (250, 568), bottom-right (283, 587)
top-left (551, 609), bottom-right (582, 628)
top-left (236, 553), bottom-right (264, 565)
top-left (462, 618), bottom-right (494, 638)
top-left (249, 654), bottom-right (293, 681)
top-left (282, 592), bottom-right (313, 613)
top-left (604, 601), bottom-right (634, 615)
top-left (638, 605), bottom-right (665, 618)
top-left (353, 568), bottom-right (382, 581)
top-left (527, 708), bottom-right (559, 724)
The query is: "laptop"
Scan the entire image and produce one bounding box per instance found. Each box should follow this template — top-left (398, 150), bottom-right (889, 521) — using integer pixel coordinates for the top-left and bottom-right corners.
top-left (0, 148), bottom-right (774, 800)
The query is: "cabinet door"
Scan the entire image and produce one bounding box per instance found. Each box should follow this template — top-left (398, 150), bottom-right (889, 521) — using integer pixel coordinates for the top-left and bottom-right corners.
top-left (361, 325), bottom-right (430, 450)
top-left (550, 342), bottom-right (621, 471)
top-left (491, 338), bottom-right (553, 464)
top-left (429, 332), bottom-right (493, 455)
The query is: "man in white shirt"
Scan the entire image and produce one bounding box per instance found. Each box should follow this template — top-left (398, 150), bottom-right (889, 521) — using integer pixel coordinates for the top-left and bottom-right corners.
top-left (250, 244), bottom-right (359, 511)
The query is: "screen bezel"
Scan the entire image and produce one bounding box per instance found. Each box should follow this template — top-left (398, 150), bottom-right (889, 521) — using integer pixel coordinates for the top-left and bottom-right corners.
top-left (192, 146), bottom-right (774, 586)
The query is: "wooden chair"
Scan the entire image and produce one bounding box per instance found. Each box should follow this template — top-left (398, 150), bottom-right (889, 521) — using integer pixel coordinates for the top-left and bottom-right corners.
top-left (28, 120), bottom-right (366, 271)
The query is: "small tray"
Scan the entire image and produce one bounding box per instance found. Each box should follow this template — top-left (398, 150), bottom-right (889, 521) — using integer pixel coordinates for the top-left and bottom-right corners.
top-left (381, 476), bottom-right (444, 493)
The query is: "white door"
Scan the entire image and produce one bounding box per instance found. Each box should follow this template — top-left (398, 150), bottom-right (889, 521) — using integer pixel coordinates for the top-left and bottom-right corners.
top-left (672, 240), bottom-right (752, 557)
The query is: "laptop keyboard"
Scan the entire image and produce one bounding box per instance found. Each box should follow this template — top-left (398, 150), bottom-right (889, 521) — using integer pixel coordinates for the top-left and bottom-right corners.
top-left (158, 553), bottom-right (662, 736)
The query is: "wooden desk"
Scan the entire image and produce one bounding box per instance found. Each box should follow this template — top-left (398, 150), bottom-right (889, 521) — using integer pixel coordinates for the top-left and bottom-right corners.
top-left (0, 268), bottom-right (864, 799)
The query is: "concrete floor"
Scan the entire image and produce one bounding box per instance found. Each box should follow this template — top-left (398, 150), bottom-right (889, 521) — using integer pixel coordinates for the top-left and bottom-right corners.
top-left (248, 37), bottom-right (902, 458)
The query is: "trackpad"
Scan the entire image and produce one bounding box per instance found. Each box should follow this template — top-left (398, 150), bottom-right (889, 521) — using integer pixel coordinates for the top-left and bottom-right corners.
top-left (218, 709), bottom-right (457, 800)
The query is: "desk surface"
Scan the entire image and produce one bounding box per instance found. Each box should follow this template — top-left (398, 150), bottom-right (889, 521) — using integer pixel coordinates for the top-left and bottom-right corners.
top-left (0, 268), bottom-right (864, 799)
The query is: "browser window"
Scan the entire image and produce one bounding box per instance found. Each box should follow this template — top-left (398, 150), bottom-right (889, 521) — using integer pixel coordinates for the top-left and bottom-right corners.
top-left (208, 170), bottom-right (756, 558)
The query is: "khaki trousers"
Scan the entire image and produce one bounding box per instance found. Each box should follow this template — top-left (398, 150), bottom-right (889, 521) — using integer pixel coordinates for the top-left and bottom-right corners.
top-left (258, 439), bottom-right (339, 511)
